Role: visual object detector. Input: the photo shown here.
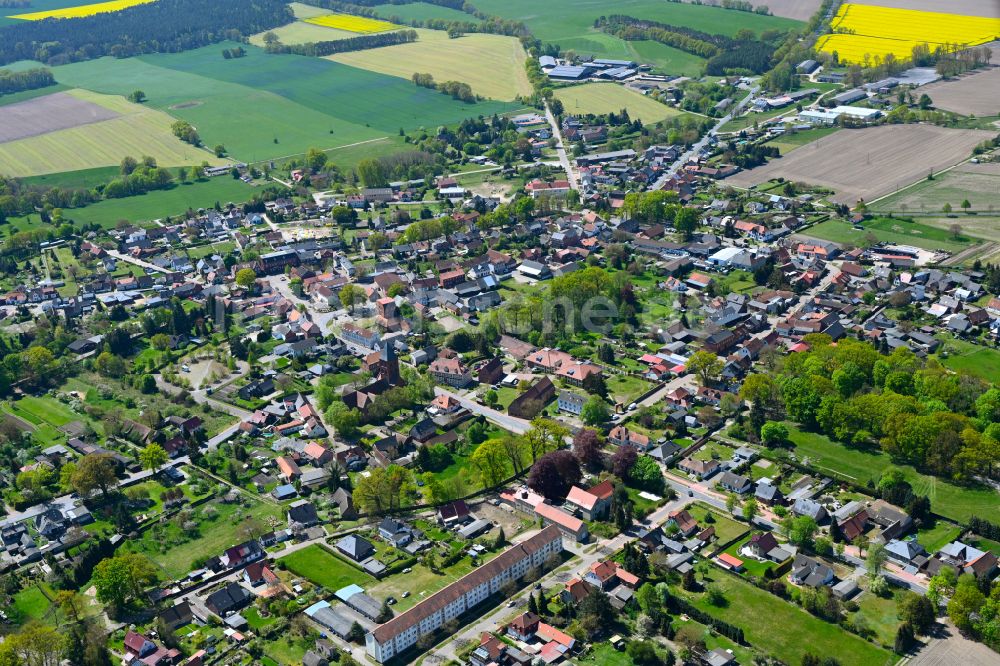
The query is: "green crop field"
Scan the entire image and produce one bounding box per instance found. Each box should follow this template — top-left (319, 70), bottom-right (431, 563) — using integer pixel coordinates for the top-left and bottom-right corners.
top-left (937, 335), bottom-right (1000, 384)
top-left (870, 166), bottom-right (1000, 214)
top-left (22, 166), bottom-right (121, 190)
top-left (628, 40), bottom-right (707, 77)
top-left (803, 216), bottom-right (979, 253)
top-left (765, 127), bottom-right (841, 154)
top-left (0, 88), bottom-right (223, 177)
top-left (329, 29), bottom-right (531, 101)
top-left (51, 42), bottom-right (514, 164)
top-left (780, 425), bottom-right (999, 523)
top-left (369, 1), bottom-right (473, 23)
top-left (475, 0), bottom-right (801, 69)
top-left (555, 83), bottom-right (684, 126)
top-left (10, 176), bottom-right (256, 229)
top-left (0, 83), bottom-right (71, 106)
top-left (249, 20), bottom-right (358, 46)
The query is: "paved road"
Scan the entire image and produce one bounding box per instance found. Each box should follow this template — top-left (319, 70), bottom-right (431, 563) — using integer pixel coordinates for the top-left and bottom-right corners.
top-left (433, 387), bottom-right (531, 435)
top-left (652, 86), bottom-right (759, 190)
top-left (544, 101), bottom-right (577, 190)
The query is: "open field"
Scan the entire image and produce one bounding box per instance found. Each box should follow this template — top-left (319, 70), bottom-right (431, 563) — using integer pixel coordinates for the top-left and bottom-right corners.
top-left (916, 66), bottom-right (1000, 117)
top-left (0, 88), bottom-right (222, 177)
top-left (249, 21), bottom-right (358, 46)
top-left (937, 335), bottom-right (1000, 384)
top-left (329, 29), bottom-right (532, 101)
top-left (802, 216), bottom-right (977, 253)
top-left (51, 42), bottom-right (514, 164)
top-left (0, 91), bottom-right (119, 143)
top-left (555, 83), bottom-right (684, 125)
top-left (304, 13), bottom-right (397, 33)
top-left (764, 127), bottom-right (840, 154)
top-left (370, 1), bottom-right (472, 23)
top-left (475, 0), bottom-right (800, 69)
top-left (280, 544), bottom-right (373, 590)
top-left (22, 166), bottom-right (121, 189)
top-left (780, 425), bottom-right (999, 523)
top-left (817, 3), bottom-right (1000, 64)
top-left (727, 125), bottom-right (995, 205)
top-left (9, 0), bottom-right (151, 20)
top-left (628, 40), bottom-right (706, 76)
top-left (739, 0), bottom-right (824, 21)
top-left (675, 572), bottom-right (895, 666)
top-left (871, 162), bottom-right (1000, 214)
top-left (0, 0), bottom-right (96, 25)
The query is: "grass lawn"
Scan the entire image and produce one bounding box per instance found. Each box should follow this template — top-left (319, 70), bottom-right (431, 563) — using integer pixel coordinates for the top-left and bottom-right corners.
top-left (13, 583), bottom-right (55, 622)
top-left (937, 336), bottom-right (1000, 384)
top-left (607, 373), bottom-right (653, 404)
top-left (554, 83), bottom-right (685, 126)
top-left (280, 544), bottom-right (373, 591)
top-left (803, 216), bottom-right (977, 253)
top-left (672, 617), bottom-right (755, 664)
top-left (686, 502), bottom-right (748, 543)
top-left (718, 104), bottom-right (792, 132)
top-left (577, 643), bottom-right (639, 666)
top-left (970, 536), bottom-right (1000, 557)
top-left (677, 572), bottom-right (894, 666)
top-left (265, 634), bottom-right (316, 666)
top-left (244, 606), bottom-right (280, 631)
top-left (916, 521), bottom-right (963, 553)
top-left (123, 499), bottom-right (283, 579)
top-left (851, 588), bottom-right (906, 648)
top-left (22, 165), bottom-right (120, 189)
top-left (780, 424), bottom-right (999, 523)
top-left (628, 40), bottom-right (705, 76)
top-left (766, 127), bottom-right (841, 154)
top-left (722, 534), bottom-right (775, 578)
top-left (367, 551), bottom-right (495, 613)
top-left (329, 29), bottom-right (531, 101)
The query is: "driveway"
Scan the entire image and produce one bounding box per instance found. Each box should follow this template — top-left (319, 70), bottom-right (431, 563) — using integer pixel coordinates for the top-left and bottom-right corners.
top-left (433, 387), bottom-right (531, 435)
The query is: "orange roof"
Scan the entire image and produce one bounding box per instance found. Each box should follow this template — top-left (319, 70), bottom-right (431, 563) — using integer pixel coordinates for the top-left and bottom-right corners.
top-left (566, 486), bottom-right (599, 511)
top-left (535, 503), bottom-right (584, 533)
top-left (588, 480), bottom-right (614, 500)
top-left (718, 553), bottom-right (743, 569)
top-left (536, 622), bottom-right (575, 648)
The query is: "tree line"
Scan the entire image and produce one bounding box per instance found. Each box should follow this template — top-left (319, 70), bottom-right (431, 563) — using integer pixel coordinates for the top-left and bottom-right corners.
top-left (0, 66), bottom-right (55, 96)
top-left (0, 0), bottom-right (292, 66)
top-left (263, 28), bottom-right (417, 56)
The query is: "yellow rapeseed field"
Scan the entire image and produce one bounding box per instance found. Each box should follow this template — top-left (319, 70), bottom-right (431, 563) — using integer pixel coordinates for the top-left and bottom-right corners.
top-left (11, 0), bottom-right (155, 20)
top-left (818, 3), bottom-right (1000, 64)
top-left (303, 13), bottom-right (397, 34)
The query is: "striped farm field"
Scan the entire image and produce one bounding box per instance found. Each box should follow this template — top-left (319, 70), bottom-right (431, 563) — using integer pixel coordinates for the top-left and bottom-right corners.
top-left (818, 3), bottom-right (1000, 64)
top-left (10, 0), bottom-right (154, 20)
top-left (0, 88), bottom-right (223, 176)
top-left (303, 13), bottom-right (397, 33)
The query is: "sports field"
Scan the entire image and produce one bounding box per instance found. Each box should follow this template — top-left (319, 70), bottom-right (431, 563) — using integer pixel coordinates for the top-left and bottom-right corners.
top-left (9, 0), bottom-right (152, 20)
top-left (871, 162), bottom-right (1000, 214)
top-left (0, 88), bottom-right (222, 177)
top-left (51, 42), bottom-right (515, 164)
top-left (803, 216), bottom-right (976, 253)
top-left (475, 0), bottom-right (800, 69)
top-left (818, 3), bottom-right (1000, 64)
top-left (727, 125), bottom-right (995, 205)
top-left (329, 29), bottom-right (531, 101)
top-left (554, 83), bottom-right (684, 126)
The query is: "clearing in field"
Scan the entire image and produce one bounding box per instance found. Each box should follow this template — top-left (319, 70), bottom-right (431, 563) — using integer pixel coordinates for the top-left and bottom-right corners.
top-left (328, 29), bottom-right (531, 101)
top-left (51, 42), bottom-right (515, 164)
top-left (914, 65), bottom-right (1000, 117)
top-left (817, 3), bottom-right (1000, 64)
top-left (11, 0), bottom-right (153, 20)
top-left (304, 12), bottom-right (397, 33)
top-left (0, 91), bottom-right (119, 143)
top-left (871, 162), bottom-right (1000, 214)
top-left (727, 124), bottom-right (995, 205)
top-left (0, 88), bottom-right (223, 177)
top-left (554, 82), bottom-right (682, 126)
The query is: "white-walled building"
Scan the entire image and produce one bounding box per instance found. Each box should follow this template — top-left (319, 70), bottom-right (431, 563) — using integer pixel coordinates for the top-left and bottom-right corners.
top-left (366, 526), bottom-right (564, 662)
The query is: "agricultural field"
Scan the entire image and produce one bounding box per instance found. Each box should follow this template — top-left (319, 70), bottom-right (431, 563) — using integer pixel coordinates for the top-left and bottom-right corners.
top-left (22, 165), bottom-right (121, 189)
top-left (727, 125), bottom-right (996, 205)
top-left (854, 0), bottom-right (998, 18)
top-left (0, 90), bottom-right (119, 143)
top-left (475, 0), bottom-right (801, 69)
top-left (916, 67), bottom-right (1000, 117)
top-left (742, 0), bottom-right (823, 21)
top-left (937, 335), bottom-right (1000, 384)
top-left (803, 216), bottom-right (978, 253)
top-left (0, 0), bottom-right (118, 25)
top-left (765, 127), bottom-right (841, 154)
top-left (8, 0), bottom-right (151, 20)
top-left (627, 40), bottom-right (707, 77)
top-left (779, 424), bottom-right (999, 523)
top-left (0, 88), bottom-right (223, 177)
top-left (871, 162), bottom-right (1000, 214)
top-left (554, 83), bottom-right (683, 126)
top-left (329, 29), bottom-right (532, 101)
top-left (303, 13), bottom-right (397, 33)
top-left (50, 42), bottom-right (515, 164)
top-left (369, 1), bottom-right (472, 23)
top-left (817, 3), bottom-right (1000, 64)
top-left (248, 2), bottom-right (358, 45)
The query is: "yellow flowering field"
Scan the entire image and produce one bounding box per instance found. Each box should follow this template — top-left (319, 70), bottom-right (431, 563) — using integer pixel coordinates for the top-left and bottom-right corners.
top-left (818, 3), bottom-right (1000, 64)
top-left (11, 0), bottom-right (155, 20)
top-left (303, 13), bottom-right (397, 34)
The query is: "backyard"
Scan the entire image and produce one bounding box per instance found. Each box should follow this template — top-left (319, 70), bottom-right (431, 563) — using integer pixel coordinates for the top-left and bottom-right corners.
top-left (280, 543), bottom-right (373, 591)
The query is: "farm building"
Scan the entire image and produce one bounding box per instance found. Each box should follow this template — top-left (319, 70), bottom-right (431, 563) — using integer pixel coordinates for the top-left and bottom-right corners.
top-left (548, 65), bottom-right (593, 80)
